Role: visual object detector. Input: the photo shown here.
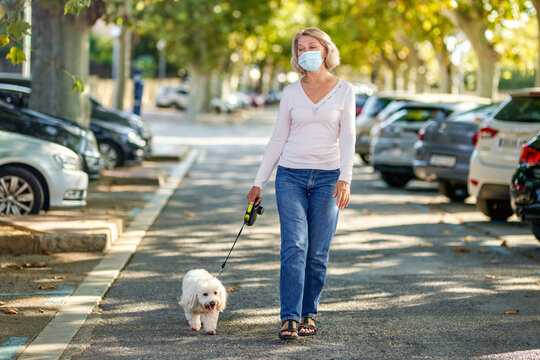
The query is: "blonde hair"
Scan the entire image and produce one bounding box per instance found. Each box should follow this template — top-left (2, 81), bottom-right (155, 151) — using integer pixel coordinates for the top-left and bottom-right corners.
top-left (291, 28), bottom-right (340, 75)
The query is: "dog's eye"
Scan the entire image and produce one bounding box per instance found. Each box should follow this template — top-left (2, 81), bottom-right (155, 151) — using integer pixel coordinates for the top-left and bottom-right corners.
top-left (214, 291), bottom-right (218, 295)
top-left (203, 293), bottom-right (208, 297)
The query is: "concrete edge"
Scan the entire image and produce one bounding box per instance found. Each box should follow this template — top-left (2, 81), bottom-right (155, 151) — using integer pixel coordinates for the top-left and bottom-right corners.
top-left (16, 148), bottom-right (199, 360)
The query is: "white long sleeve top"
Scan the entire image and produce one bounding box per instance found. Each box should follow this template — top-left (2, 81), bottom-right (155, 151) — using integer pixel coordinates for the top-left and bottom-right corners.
top-left (253, 78), bottom-right (356, 188)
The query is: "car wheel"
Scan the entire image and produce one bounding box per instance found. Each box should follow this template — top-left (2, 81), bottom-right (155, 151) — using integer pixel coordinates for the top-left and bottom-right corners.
top-left (0, 166), bottom-right (44, 215)
top-left (438, 181), bottom-right (469, 202)
top-left (476, 198), bottom-right (514, 221)
top-left (531, 222), bottom-right (540, 242)
top-left (360, 153), bottom-right (371, 164)
top-left (99, 141), bottom-right (123, 169)
top-left (380, 171), bottom-right (412, 188)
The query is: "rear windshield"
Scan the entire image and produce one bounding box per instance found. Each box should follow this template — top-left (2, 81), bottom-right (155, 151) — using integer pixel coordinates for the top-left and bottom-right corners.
top-left (363, 96), bottom-right (392, 117)
top-left (447, 104), bottom-right (498, 124)
top-left (494, 97), bottom-right (540, 123)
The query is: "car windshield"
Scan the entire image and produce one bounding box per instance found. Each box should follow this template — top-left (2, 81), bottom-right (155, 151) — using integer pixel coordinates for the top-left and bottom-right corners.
top-left (447, 104), bottom-right (498, 124)
top-left (388, 108), bottom-right (447, 123)
top-left (494, 97), bottom-right (540, 123)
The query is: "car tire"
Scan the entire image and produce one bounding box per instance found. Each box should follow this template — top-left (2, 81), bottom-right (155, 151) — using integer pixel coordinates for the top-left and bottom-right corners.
top-left (0, 166), bottom-right (44, 215)
top-left (438, 181), bottom-right (469, 202)
top-left (380, 172), bottom-right (412, 188)
top-left (99, 141), bottom-right (123, 169)
top-left (531, 222), bottom-right (540, 242)
top-left (360, 153), bottom-right (371, 165)
top-left (476, 198), bottom-right (514, 221)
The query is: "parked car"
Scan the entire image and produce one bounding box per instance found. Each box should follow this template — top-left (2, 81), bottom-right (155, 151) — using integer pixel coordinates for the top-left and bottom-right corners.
top-left (155, 85), bottom-right (189, 109)
top-left (413, 103), bottom-right (499, 201)
top-left (0, 99), bottom-right (102, 179)
top-left (355, 93), bottom-right (369, 116)
top-left (356, 93), bottom-right (491, 164)
top-left (90, 97), bottom-right (152, 159)
top-left (511, 132), bottom-right (540, 241)
top-left (89, 119), bottom-right (147, 169)
top-left (469, 88), bottom-right (540, 220)
top-left (370, 103), bottom-right (459, 187)
top-left (0, 130), bottom-right (88, 215)
top-left (0, 81), bottom-right (148, 170)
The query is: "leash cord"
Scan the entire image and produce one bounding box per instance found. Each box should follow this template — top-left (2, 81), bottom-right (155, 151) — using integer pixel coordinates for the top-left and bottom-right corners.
top-left (216, 223), bottom-right (245, 279)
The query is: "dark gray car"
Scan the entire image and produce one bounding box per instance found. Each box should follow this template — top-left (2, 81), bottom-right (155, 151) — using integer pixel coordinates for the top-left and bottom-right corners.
top-left (413, 103), bottom-right (499, 201)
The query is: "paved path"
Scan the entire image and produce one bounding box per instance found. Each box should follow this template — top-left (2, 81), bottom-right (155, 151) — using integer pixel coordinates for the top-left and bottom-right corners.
top-left (58, 108), bottom-right (540, 360)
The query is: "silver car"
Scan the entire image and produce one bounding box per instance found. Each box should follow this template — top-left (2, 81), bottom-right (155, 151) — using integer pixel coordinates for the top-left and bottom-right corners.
top-left (413, 104), bottom-right (499, 201)
top-left (370, 103), bottom-right (467, 188)
top-left (0, 131), bottom-right (88, 215)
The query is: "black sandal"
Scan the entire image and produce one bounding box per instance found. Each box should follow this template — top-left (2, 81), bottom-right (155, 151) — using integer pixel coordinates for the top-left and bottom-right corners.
top-left (279, 320), bottom-right (298, 340)
top-left (298, 317), bottom-right (317, 336)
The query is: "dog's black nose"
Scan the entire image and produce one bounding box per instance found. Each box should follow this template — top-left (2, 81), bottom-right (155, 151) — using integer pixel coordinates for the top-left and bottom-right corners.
top-left (209, 301), bottom-right (216, 307)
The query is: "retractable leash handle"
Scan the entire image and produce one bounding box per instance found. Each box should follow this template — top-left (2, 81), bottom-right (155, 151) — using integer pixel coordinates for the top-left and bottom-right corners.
top-left (244, 196), bottom-right (264, 226)
top-left (216, 197), bottom-right (264, 279)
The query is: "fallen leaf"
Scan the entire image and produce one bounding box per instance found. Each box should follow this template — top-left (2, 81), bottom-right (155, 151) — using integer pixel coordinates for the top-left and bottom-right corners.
top-left (54, 276), bottom-right (66, 280)
top-left (443, 230), bottom-right (452, 235)
top-left (485, 275), bottom-right (496, 279)
top-left (500, 240), bottom-right (509, 248)
top-left (478, 249), bottom-right (491, 254)
top-left (226, 285), bottom-right (237, 293)
top-left (39, 309), bottom-right (45, 313)
top-left (490, 259), bottom-right (500, 264)
top-left (12, 265), bottom-right (23, 270)
top-left (3, 307), bottom-right (19, 315)
top-left (455, 248), bottom-right (470, 253)
top-left (184, 211), bottom-right (195, 217)
top-left (464, 236), bottom-right (476, 242)
top-left (37, 285), bottom-right (56, 290)
top-left (0, 302), bottom-right (5, 306)
top-left (504, 310), bottom-right (519, 315)
top-left (23, 262), bottom-right (48, 268)
top-left (41, 249), bottom-right (52, 255)
top-left (362, 209), bottom-right (374, 215)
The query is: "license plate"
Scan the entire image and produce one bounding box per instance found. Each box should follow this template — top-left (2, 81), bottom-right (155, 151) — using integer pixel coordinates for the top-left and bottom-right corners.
top-left (429, 154), bottom-right (456, 168)
top-left (499, 137), bottom-right (532, 149)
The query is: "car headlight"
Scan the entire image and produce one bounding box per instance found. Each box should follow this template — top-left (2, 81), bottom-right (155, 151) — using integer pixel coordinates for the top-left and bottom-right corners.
top-left (127, 131), bottom-right (146, 147)
top-left (54, 153), bottom-right (82, 170)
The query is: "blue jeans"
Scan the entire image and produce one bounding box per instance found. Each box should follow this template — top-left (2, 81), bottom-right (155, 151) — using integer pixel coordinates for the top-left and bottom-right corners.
top-left (275, 166), bottom-right (340, 323)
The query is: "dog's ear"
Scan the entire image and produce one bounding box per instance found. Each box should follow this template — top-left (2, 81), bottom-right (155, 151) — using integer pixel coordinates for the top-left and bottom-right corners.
top-left (179, 292), bottom-right (198, 310)
top-left (216, 283), bottom-right (227, 312)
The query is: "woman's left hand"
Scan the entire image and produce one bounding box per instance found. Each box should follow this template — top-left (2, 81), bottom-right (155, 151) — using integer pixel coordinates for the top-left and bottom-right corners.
top-left (333, 180), bottom-right (350, 209)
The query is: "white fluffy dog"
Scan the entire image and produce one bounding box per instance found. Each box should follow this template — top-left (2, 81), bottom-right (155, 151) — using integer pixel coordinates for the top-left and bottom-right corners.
top-left (179, 269), bottom-right (227, 335)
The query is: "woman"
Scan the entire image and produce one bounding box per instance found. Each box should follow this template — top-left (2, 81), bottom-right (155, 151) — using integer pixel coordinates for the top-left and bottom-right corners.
top-left (247, 28), bottom-right (355, 340)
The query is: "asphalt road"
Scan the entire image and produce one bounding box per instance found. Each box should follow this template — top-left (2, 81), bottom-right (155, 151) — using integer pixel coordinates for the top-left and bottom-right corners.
top-left (60, 108), bottom-right (540, 360)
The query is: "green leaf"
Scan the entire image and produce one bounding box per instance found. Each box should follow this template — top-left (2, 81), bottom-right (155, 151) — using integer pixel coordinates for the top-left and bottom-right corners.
top-left (5, 46), bottom-right (26, 64)
top-left (0, 35), bottom-right (10, 47)
top-left (6, 20), bottom-right (31, 40)
top-left (71, 78), bottom-right (84, 93)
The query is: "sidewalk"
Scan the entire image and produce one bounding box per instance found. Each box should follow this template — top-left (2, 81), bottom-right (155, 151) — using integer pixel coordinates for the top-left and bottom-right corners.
top-left (0, 148), bottom-right (194, 360)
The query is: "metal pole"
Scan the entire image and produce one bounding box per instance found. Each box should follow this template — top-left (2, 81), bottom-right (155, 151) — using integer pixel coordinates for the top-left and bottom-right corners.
top-left (22, 0), bottom-right (31, 77)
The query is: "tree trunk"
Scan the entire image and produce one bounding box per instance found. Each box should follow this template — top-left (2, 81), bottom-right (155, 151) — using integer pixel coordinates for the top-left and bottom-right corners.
top-left (533, 0), bottom-right (540, 87)
top-left (30, 2), bottom-right (105, 128)
top-left (436, 51), bottom-right (453, 93)
top-left (30, 4), bottom-right (90, 127)
top-left (441, 8), bottom-right (498, 99)
top-left (186, 65), bottom-right (211, 121)
top-left (113, 26), bottom-right (131, 111)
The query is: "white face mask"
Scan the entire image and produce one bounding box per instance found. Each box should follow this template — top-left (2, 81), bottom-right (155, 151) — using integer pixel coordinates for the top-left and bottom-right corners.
top-left (298, 51), bottom-right (323, 72)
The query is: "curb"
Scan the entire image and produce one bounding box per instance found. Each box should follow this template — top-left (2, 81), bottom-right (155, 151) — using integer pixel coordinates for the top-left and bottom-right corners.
top-left (16, 148), bottom-right (199, 360)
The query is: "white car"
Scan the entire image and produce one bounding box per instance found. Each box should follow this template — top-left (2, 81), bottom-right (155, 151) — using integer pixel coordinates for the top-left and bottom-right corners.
top-left (0, 131), bottom-right (88, 215)
top-left (468, 88), bottom-right (540, 220)
top-left (155, 85), bottom-right (189, 109)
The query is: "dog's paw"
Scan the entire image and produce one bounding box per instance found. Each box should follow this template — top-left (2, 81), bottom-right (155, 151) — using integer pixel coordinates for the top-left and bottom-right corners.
top-left (190, 326), bottom-right (200, 331)
top-left (206, 330), bottom-right (216, 335)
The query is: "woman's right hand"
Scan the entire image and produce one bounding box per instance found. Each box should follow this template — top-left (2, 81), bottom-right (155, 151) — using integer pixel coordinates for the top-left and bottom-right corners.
top-left (247, 186), bottom-right (262, 205)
